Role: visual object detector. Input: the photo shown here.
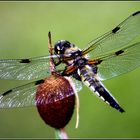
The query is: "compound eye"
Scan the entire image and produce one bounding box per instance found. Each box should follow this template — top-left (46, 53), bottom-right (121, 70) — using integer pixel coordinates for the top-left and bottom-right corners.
top-left (54, 40), bottom-right (71, 55)
top-left (63, 41), bottom-right (71, 48)
top-left (54, 41), bottom-right (64, 54)
top-left (56, 45), bottom-right (61, 54)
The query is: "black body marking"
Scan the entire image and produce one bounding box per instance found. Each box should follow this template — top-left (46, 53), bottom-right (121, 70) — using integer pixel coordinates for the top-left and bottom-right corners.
top-left (20, 59), bottom-right (31, 63)
top-left (2, 89), bottom-right (12, 96)
top-left (90, 64), bottom-right (98, 74)
top-left (35, 79), bottom-right (45, 85)
top-left (94, 83), bottom-right (125, 113)
top-left (74, 57), bottom-right (87, 68)
top-left (112, 26), bottom-right (120, 33)
top-left (115, 50), bottom-right (124, 56)
top-left (72, 71), bottom-right (82, 81)
top-left (132, 11), bottom-right (140, 16)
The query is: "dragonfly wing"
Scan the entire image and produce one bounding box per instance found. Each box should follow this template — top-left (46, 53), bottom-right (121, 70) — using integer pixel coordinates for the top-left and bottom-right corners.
top-left (82, 11), bottom-right (140, 59)
top-left (96, 42), bottom-right (140, 81)
top-left (0, 80), bottom-right (38, 108)
top-left (0, 55), bottom-right (62, 80)
top-left (0, 77), bottom-right (77, 108)
top-left (70, 76), bottom-right (83, 93)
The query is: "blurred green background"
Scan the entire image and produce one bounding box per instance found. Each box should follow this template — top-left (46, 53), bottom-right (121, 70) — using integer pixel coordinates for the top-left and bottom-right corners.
top-left (0, 1), bottom-right (140, 138)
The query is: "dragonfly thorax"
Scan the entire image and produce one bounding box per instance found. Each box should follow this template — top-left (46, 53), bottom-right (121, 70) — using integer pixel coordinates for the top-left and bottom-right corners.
top-left (74, 57), bottom-right (88, 68)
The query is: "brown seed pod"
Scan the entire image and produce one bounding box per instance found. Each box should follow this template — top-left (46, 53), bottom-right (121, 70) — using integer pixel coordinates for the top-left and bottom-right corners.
top-left (36, 73), bottom-right (75, 129)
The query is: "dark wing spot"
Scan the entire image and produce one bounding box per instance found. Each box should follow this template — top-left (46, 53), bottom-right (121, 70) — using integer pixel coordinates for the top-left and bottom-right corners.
top-left (115, 50), bottom-right (124, 56)
top-left (97, 59), bottom-right (103, 64)
top-left (112, 26), bottom-right (120, 33)
top-left (20, 59), bottom-right (31, 63)
top-left (35, 79), bottom-right (45, 85)
top-left (132, 11), bottom-right (140, 16)
top-left (95, 59), bottom-right (103, 65)
top-left (2, 89), bottom-right (12, 96)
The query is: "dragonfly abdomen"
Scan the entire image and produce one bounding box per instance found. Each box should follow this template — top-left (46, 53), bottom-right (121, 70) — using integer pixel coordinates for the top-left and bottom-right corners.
top-left (80, 65), bottom-right (125, 113)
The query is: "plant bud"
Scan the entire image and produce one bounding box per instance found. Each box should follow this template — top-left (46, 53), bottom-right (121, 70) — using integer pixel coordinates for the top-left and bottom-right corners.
top-left (36, 73), bottom-right (75, 129)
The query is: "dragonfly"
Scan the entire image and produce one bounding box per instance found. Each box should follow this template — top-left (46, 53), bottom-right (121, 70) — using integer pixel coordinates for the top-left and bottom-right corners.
top-left (0, 11), bottom-right (140, 113)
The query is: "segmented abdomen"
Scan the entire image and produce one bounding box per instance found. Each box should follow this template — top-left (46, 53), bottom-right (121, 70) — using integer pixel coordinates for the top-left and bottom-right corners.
top-left (80, 65), bottom-right (124, 113)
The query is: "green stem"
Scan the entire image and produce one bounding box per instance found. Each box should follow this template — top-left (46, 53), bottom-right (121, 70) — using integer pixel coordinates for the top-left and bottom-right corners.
top-left (55, 128), bottom-right (68, 139)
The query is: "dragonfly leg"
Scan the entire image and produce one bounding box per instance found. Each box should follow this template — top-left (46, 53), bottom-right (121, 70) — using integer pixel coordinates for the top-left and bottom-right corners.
top-left (54, 59), bottom-right (62, 66)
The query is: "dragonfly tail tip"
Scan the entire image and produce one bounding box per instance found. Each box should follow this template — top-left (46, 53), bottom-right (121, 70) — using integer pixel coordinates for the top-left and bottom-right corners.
top-left (118, 107), bottom-right (125, 113)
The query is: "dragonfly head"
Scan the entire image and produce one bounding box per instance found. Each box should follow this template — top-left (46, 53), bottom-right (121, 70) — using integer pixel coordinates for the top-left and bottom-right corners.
top-left (54, 40), bottom-right (73, 55)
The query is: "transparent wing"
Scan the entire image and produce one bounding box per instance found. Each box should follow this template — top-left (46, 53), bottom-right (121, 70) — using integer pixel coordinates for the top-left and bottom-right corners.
top-left (71, 76), bottom-right (83, 93)
top-left (96, 42), bottom-right (140, 81)
top-left (0, 80), bottom-right (38, 108)
top-left (0, 76), bottom-right (82, 108)
top-left (0, 55), bottom-right (62, 80)
top-left (82, 11), bottom-right (140, 59)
